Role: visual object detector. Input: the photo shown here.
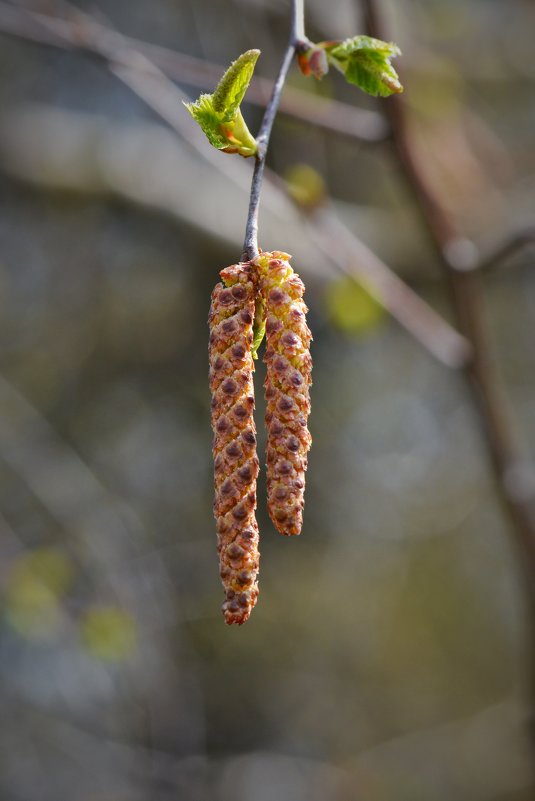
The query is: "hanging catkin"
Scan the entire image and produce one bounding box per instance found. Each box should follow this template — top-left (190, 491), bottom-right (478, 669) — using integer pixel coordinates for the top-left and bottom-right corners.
top-left (254, 251), bottom-right (312, 536)
top-left (208, 262), bottom-right (260, 624)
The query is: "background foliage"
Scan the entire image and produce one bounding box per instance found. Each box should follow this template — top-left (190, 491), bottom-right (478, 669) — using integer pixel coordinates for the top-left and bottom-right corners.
top-left (0, 0), bottom-right (534, 799)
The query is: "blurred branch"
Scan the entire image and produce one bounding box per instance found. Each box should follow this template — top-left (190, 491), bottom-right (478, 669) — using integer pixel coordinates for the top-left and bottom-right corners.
top-left (362, 0), bottom-right (535, 729)
top-left (0, 374), bottom-right (153, 615)
top-left (305, 206), bottom-right (470, 367)
top-left (476, 229), bottom-right (535, 273)
top-left (0, 2), bottom-right (470, 367)
top-left (10, 694), bottom-right (208, 790)
top-left (14, 695), bottom-right (533, 798)
top-left (0, 0), bottom-right (387, 143)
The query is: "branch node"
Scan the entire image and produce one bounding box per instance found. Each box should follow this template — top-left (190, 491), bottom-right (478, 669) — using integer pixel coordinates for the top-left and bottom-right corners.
top-left (294, 37), bottom-right (313, 53)
top-left (255, 138), bottom-right (267, 158)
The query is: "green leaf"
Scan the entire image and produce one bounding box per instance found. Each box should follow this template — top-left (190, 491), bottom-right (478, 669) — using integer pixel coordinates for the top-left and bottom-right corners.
top-left (212, 50), bottom-right (260, 121)
top-left (326, 35), bottom-right (403, 97)
top-left (251, 319), bottom-right (266, 360)
top-left (183, 50), bottom-right (260, 157)
top-left (251, 292), bottom-right (266, 359)
top-left (184, 94), bottom-right (228, 150)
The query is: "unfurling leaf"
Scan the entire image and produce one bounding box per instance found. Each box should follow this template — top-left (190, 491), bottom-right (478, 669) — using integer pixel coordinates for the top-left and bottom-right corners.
top-left (184, 50), bottom-right (260, 157)
top-left (184, 94), bottom-right (228, 150)
top-left (325, 36), bottom-right (403, 97)
top-left (212, 49), bottom-right (260, 119)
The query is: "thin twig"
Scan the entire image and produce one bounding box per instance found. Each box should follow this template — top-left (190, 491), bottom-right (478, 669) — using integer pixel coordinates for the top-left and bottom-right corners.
top-left (362, 0), bottom-right (535, 738)
top-left (242, 0), bottom-right (305, 260)
top-left (293, 0), bottom-right (307, 42)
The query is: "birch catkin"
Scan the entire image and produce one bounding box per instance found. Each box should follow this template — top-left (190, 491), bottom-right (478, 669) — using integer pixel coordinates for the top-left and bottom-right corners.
top-left (254, 251), bottom-right (312, 536)
top-left (208, 263), bottom-right (260, 624)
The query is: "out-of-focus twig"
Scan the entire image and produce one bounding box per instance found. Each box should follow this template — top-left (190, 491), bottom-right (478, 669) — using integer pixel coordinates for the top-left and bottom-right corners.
top-left (362, 0), bottom-right (535, 734)
top-left (306, 206), bottom-right (470, 367)
top-left (0, 0), bottom-right (471, 368)
top-left (476, 229), bottom-right (535, 273)
top-left (0, 0), bottom-right (387, 143)
top-left (0, 375), bottom-right (146, 609)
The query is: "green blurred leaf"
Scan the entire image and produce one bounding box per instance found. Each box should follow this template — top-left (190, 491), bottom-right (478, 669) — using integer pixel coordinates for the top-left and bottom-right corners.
top-left (5, 581), bottom-right (62, 639)
top-left (326, 276), bottom-right (385, 335)
top-left (81, 606), bottom-right (137, 662)
top-left (13, 547), bottom-right (74, 596)
top-left (326, 36), bottom-right (403, 97)
top-left (184, 50), bottom-right (259, 157)
top-left (4, 547), bottom-right (73, 639)
top-left (284, 163), bottom-right (326, 208)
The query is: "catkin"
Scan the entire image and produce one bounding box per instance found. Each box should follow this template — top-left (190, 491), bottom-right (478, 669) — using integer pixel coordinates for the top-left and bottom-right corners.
top-left (208, 263), bottom-right (260, 624)
top-left (254, 251), bottom-right (312, 536)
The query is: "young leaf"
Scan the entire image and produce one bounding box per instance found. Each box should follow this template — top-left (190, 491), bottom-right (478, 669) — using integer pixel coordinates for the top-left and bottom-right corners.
top-left (251, 318), bottom-right (266, 360)
top-left (184, 50), bottom-right (260, 157)
top-left (184, 94), bottom-right (228, 150)
top-left (326, 36), bottom-right (403, 97)
top-left (212, 50), bottom-right (260, 121)
top-left (251, 289), bottom-right (266, 359)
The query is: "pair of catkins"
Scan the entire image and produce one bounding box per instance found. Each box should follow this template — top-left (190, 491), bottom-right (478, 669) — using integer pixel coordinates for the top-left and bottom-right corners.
top-left (208, 251), bottom-right (312, 624)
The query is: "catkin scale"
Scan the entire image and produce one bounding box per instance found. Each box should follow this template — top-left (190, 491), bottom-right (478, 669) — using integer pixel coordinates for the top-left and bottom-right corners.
top-left (208, 263), bottom-right (260, 624)
top-left (254, 251), bottom-right (312, 536)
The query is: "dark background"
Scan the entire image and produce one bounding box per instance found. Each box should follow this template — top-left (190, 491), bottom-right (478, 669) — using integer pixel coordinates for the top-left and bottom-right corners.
top-left (0, 1), bottom-right (534, 799)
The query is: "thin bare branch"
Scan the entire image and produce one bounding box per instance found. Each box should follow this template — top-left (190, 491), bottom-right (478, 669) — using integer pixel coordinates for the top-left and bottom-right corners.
top-left (242, 0), bottom-right (304, 259)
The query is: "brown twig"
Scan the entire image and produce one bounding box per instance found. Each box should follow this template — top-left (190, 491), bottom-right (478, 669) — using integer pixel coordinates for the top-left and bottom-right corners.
top-left (362, 0), bottom-right (535, 730)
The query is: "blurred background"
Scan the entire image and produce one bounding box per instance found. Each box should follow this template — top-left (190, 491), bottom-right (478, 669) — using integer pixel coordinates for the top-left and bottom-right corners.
top-left (1, 0), bottom-right (534, 799)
